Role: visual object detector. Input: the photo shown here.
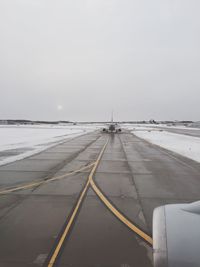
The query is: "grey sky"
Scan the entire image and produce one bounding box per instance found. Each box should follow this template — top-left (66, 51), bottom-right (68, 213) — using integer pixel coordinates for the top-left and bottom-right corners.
top-left (0, 0), bottom-right (200, 121)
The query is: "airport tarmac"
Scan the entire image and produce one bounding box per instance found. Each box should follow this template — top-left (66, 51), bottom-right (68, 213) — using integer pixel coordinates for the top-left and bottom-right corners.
top-left (0, 131), bottom-right (200, 267)
top-left (156, 126), bottom-right (200, 138)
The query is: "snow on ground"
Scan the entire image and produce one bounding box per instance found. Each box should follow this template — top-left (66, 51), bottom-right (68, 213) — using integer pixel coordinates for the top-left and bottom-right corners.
top-left (0, 124), bottom-right (100, 166)
top-left (122, 124), bottom-right (156, 131)
top-left (151, 124), bottom-right (200, 131)
top-left (122, 123), bottom-right (200, 131)
top-left (131, 128), bottom-right (200, 163)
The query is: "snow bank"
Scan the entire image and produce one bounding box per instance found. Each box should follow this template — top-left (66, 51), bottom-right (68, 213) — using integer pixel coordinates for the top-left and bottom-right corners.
top-left (0, 124), bottom-right (99, 166)
top-left (132, 130), bottom-right (200, 163)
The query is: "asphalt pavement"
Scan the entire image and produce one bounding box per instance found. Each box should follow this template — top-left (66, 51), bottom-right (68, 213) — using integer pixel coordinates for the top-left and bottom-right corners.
top-left (0, 131), bottom-right (200, 267)
top-left (156, 126), bottom-right (200, 138)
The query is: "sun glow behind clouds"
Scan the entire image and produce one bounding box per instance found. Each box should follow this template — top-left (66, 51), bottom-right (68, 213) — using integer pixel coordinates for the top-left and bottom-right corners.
top-left (57, 105), bottom-right (63, 111)
top-left (1, 0), bottom-right (200, 121)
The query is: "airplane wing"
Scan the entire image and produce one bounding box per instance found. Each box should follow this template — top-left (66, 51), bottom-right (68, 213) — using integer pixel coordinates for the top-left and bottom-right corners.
top-left (153, 201), bottom-right (200, 267)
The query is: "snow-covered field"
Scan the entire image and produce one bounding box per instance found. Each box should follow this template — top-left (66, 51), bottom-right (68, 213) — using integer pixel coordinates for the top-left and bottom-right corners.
top-left (0, 124), bottom-right (100, 166)
top-left (1, 123), bottom-right (200, 166)
top-left (122, 123), bottom-right (200, 131)
top-left (128, 126), bottom-right (200, 163)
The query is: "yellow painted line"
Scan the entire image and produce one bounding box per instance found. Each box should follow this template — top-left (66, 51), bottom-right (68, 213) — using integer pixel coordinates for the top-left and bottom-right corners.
top-left (88, 139), bottom-right (109, 182)
top-left (0, 163), bottom-right (95, 195)
top-left (46, 163), bottom-right (95, 183)
top-left (47, 178), bottom-right (90, 267)
top-left (90, 179), bottom-right (153, 245)
top-left (47, 139), bottom-right (109, 267)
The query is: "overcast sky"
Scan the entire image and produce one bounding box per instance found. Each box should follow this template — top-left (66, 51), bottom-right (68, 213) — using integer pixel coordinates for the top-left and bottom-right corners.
top-left (0, 0), bottom-right (200, 121)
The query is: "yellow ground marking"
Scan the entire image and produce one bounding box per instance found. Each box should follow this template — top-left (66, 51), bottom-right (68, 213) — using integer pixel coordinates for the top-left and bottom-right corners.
top-left (0, 163), bottom-right (95, 195)
top-left (2, 135), bottom-right (152, 267)
top-left (47, 139), bottom-right (109, 267)
top-left (90, 179), bottom-right (153, 245)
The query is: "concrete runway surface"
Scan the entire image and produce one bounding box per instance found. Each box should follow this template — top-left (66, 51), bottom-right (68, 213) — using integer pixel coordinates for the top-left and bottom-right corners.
top-left (156, 126), bottom-right (200, 138)
top-left (0, 131), bottom-right (200, 267)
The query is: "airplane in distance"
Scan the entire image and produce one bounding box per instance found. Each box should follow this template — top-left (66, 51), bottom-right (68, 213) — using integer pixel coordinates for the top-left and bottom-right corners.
top-left (102, 112), bottom-right (122, 133)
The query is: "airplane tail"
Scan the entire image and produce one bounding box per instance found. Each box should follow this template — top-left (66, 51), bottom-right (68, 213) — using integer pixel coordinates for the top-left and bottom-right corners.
top-left (111, 111), bottom-right (114, 123)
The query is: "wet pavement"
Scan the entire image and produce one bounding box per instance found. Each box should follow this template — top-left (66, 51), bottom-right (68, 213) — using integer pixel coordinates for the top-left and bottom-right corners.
top-left (155, 126), bottom-right (200, 138)
top-left (0, 131), bottom-right (200, 266)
